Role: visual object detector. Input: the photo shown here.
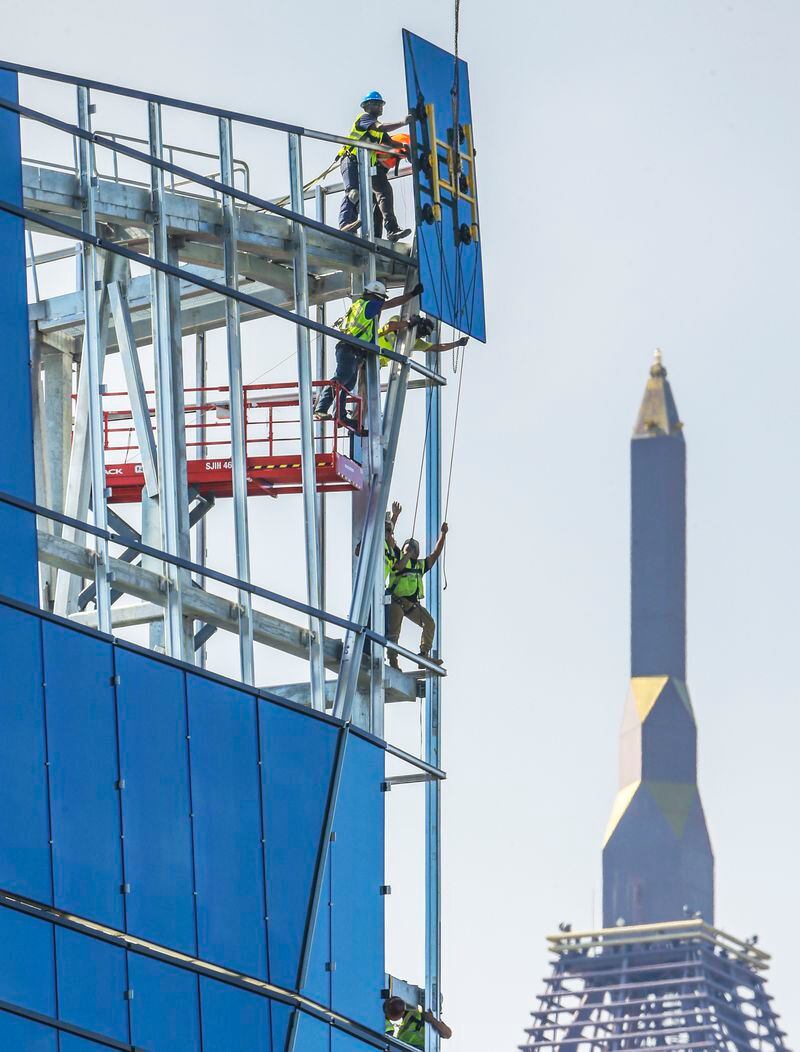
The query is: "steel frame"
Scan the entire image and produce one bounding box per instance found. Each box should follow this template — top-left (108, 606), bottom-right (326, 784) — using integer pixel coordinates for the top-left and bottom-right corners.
top-left (4, 60), bottom-right (453, 1048)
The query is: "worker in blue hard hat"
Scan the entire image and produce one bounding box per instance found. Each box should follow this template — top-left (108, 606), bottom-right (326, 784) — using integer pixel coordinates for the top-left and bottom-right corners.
top-left (313, 279), bottom-right (423, 427)
top-left (337, 91), bottom-right (412, 242)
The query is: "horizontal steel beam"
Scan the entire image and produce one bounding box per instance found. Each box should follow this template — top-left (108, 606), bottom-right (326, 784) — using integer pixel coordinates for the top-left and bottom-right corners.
top-left (6, 197), bottom-right (445, 385)
top-left (40, 530), bottom-right (420, 703)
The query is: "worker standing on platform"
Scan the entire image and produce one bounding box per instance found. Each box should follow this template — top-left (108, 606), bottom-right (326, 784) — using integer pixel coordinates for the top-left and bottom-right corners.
top-left (313, 280), bottom-right (422, 426)
top-left (338, 91), bottom-right (412, 242)
top-left (378, 315), bottom-right (468, 365)
top-left (384, 997), bottom-right (452, 1046)
top-left (386, 524), bottom-right (448, 669)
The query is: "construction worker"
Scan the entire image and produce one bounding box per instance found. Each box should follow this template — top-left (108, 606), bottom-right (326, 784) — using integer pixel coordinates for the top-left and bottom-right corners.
top-left (386, 524), bottom-right (448, 669)
top-left (338, 91), bottom-right (412, 242)
top-left (378, 315), bottom-right (468, 365)
top-left (384, 997), bottom-right (452, 1047)
top-left (313, 280), bottom-right (422, 426)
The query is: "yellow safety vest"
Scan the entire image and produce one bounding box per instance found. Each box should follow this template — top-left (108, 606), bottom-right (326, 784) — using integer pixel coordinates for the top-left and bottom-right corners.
top-left (338, 114), bottom-right (383, 164)
top-left (388, 558), bottom-right (426, 601)
top-left (395, 1010), bottom-right (425, 1048)
top-left (339, 298), bottom-right (377, 345)
top-left (384, 538), bottom-right (399, 581)
top-left (377, 325), bottom-right (432, 367)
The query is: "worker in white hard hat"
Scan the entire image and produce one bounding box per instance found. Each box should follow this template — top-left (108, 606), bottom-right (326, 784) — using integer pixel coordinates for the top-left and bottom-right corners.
top-left (337, 91), bottom-right (412, 242)
top-left (378, 314), bottom-right (468, 365)
top-left (313, 280), bottom-right (423, 427)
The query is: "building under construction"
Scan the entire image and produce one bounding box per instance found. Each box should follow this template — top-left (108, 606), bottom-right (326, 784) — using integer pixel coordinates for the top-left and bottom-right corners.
top-left (519, 356), bottom-right (789, 1052)
top-left (0, 30), bottom-right (483, 1052)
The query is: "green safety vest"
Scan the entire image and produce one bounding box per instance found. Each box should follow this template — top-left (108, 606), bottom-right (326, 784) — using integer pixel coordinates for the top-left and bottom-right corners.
top-left (392, 1010), bottom-right (425, 1049)
top-left (384, 538), bottom-right (399, 581)
top-left (338, 114), bottom-right (383, 164)
top-left (377, 325), bottom-right (395, 367)
top-left (388, 558), bottom-right (426, 601)
top-left (377, 325), bottom-right (432, 367)
top-left (339, 298), bottom-right (378, 345)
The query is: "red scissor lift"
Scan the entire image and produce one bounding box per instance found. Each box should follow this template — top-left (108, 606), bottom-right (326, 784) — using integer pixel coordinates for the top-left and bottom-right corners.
top-left (102, 381), bottom-right (365, 504)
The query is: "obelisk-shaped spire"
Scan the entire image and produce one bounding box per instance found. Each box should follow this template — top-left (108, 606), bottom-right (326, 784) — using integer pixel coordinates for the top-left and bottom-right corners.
top-left (602, 353), bottom-right (714, 927)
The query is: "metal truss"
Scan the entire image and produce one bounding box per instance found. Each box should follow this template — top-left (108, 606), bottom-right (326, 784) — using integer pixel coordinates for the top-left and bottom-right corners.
top-left (521, 921), bottom-right (790, 1052)
top-left (1, 56), bottom-right (450, 1038)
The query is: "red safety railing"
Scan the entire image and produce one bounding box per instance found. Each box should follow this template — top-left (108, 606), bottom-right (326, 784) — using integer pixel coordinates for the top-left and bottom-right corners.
top-left (100, 380), bottom-right (365, 502)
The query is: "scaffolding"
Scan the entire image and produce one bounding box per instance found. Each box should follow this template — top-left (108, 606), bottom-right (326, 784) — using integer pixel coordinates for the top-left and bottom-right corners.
top-left (0, 55), bottom-right (455, 1050)
top-left (521, 921), bottom-right (790, 1052)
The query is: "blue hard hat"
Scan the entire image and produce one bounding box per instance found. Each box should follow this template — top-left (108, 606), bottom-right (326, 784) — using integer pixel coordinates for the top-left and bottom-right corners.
top-left (361, 91), bottom-right (386, 106)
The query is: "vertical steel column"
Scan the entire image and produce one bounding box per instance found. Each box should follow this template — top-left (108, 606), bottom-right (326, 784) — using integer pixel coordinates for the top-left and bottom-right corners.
top-left (148, 101), bottom-right (186, 660)
top-left (357, 148), bottom-right (377, 282)
top-left (314, 185), bottom-right (327, 613)
top-left (194, 331), bottom-right (208, 669)
top-left (76, 86), bottom-right (111, 636)
top-left (333, 300), bottom-right (417, 723)
top-left (219, 117), bottom-right (255, 685)
top-left (288, 133), bottom-right (325, 711)
top-left (424, 346), bottom-right (443, 1052)
top-left (53, 250), bottom-right (126, 617)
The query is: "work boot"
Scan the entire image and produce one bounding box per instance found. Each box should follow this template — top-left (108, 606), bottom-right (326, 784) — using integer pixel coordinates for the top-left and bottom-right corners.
top-left (387, 227), bottom-right (412, 243)
top-left (387, 655), bottom-right (400, 671)
top-left (313, 409), bottom-right (332, 421)
top-left (339, 416), bottom-right (368, 436)
top-left (339, 219), bottom-right (361, 233)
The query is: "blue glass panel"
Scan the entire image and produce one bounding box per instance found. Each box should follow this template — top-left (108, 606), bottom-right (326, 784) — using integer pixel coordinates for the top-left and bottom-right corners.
top-left (261, 703), bottom-right (337, 989)
top-left (0, 1012), bottom-right (57, 1051)
top-left (332, 1031), bottom-right (372, 1052)
top-left (0, 70), bottom-right (38, 604)
top-left (269, 1000), bottom-right (292, 1051)
top-left (188, 677), bottom-right (266, 977)
top-left (199, 978), bottom-right (269, 1052)
top-left (402, 31), bottom-right (486, 342)
top-left (128, 953), bottom-right (200, 1052)
top-left (116, 649), bottom-right (195, 953)
top-left (0, 905), bottom-right (55, 1015)
top-left (0, 605), bottom-right (52, 901)
top-left (61, 1039), bottom-right (111, 1052)
top-left (55, 927), bottom-right (129, 1043)
top-left (294, 1014), bottom-right (330, 1052)
top-left (331, 737), bottom-right (384, 1029)
top-left (303, 854), bottom-right (331, 1007)
top-left (44, 622), bottom-right (123, 928)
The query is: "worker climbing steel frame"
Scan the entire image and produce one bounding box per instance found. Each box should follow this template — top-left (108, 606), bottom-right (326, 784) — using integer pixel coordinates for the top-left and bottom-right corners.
top-left (0, 55), bottom-right (454, 1048)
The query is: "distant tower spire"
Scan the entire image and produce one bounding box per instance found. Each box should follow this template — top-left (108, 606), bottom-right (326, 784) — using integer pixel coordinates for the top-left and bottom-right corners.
top-left (602, 353), bottom-right (714, 926)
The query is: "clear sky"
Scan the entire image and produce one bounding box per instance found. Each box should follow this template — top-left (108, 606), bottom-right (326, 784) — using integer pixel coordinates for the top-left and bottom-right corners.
top-left (6, 2), bottom-right (799, 1049)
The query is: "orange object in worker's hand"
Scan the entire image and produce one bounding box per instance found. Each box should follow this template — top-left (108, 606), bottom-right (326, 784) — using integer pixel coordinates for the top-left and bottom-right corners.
top-left (380, 132), bottom-right (410, 170)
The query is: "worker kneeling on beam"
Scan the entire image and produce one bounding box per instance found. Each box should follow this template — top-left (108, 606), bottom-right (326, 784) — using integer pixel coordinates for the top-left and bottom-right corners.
top-left (314, 280), bottom-right (422, 427)
top-left (378, 314), bottom-right (468, 364)
top-left (386, 525), bottom-right (448, 670)
top-left (384, 996), bottom-right (452, 1047)
top-left (338, 91), bottom-right (412, 242)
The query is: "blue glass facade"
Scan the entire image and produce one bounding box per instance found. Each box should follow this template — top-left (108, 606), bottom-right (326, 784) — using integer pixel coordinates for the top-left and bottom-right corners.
top-left (0, 68), bottom-right (389, 1051)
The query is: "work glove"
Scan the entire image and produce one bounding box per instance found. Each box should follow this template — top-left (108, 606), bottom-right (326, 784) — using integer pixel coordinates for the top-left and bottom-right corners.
top-left (457, 336), bottom-right (469, 346)
top-left (411, 282), bottom-right (424, 297)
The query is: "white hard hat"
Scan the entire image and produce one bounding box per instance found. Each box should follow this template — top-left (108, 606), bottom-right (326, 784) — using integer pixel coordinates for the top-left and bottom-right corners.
top-left (364, 280), bottom-right (388, 299)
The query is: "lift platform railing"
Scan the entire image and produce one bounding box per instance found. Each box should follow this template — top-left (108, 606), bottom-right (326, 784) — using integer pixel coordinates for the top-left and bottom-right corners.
top-left (101, 380), bottom-right (365, 499)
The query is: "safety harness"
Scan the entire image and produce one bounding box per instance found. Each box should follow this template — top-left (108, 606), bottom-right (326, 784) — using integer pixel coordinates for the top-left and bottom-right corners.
top-left (337, 115), bottom-right (384, 164)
